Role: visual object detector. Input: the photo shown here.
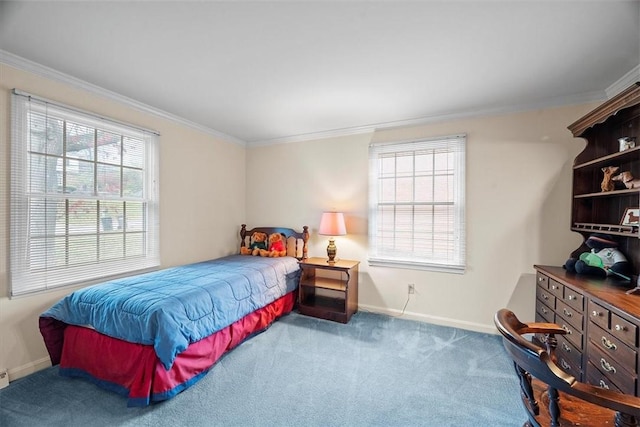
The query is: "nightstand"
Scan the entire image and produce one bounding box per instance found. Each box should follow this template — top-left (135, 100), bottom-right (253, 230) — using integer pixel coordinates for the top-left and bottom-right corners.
top-left (298, 257), bottom-right (359, 323)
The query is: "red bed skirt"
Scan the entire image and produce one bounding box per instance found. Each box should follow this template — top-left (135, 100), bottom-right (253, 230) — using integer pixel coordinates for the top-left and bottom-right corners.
top-left (54, 290), bottom-right (296, 407)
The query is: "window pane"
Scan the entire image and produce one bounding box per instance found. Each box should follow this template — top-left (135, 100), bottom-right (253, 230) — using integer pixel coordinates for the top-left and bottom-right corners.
top-left (100, 234), bottom-right (124, 261)
top-left (123, 136), bottom-right (144, 168)
top-left (29, 153), bottom-right (60, 194)
top-left (126, 233), bottom-right (145, 257)
top-left (101, 201), bottom-right (124, 232)
top-left (65, 159), bottom-right (94, 195)
top-left (97, 130), bottom-right (122, 164)
top-left (126, 202), bottom-right (145, 232)
top-left (30, 112), bottom-right (64, 156)
top-left (123, 167), bottom-right (144, 198)
top-left (68, 235), bottom-right (98, 265)
top-left (97, 164), bottom-right (121, 196)
top-left (68, 200), bottom-right (98, 234)
top-left (66, 122), bottom-right (95, 160)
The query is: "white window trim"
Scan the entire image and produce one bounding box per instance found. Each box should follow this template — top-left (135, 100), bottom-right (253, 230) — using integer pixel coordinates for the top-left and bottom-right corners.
top-left (10, 90), bottom-right (160, 297)
top-left (368, 134), bottom-right (466, 273)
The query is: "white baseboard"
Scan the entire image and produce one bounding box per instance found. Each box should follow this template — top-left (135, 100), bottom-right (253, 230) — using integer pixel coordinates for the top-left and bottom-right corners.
top-left (7, 357), bottom-right (52, 384)
top-left (358, 304), bottom-right (498, 335)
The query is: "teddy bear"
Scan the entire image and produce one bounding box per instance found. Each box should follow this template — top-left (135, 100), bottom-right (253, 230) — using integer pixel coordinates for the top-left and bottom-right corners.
top-left (259, 233), bottom-right (287, 257)
top-left (564, 234), bottom-right (631, 282)
top-left (240, 231), bottom-right (268, 256)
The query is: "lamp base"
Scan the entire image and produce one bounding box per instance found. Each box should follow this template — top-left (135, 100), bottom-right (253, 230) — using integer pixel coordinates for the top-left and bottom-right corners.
top-left (326, 238), bottom-right (337, 265)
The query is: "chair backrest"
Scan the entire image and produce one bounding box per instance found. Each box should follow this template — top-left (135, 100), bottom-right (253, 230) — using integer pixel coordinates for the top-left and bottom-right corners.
top-left (494, 308), bottom-right (640, 427)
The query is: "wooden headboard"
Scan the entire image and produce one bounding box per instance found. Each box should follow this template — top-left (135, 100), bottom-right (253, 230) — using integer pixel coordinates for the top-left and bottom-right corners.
top-left (240, 224), bottom-right (309, 260)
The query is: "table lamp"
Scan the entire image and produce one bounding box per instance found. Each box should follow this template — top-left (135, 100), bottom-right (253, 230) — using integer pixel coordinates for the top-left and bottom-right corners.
top-left (318, 212), bottom-right (347, 264)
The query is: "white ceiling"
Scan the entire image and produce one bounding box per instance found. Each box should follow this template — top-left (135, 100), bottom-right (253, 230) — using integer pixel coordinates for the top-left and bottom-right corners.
top-left (1, 1), bottom-right (639, 145)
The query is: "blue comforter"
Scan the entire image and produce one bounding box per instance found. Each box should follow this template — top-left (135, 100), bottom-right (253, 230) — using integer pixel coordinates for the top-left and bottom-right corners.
top-left (41, 255), bottom-right (301, 370)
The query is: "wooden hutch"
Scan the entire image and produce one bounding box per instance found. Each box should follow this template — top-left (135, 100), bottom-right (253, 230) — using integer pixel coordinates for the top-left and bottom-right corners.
top-left (535, 82), bottom-right (640, 395)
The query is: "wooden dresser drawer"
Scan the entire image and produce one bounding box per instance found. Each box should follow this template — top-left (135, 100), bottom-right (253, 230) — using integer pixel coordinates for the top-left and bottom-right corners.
top-left (588, 341), bottom-right (636, 395)
top-left (588, 300), bottom-right (610, 331)
top-left (557, 334), bottom-right (582, 369)
top-left (536, 286), bottom-right (556, 309)
top-left (536, 299), bottom-right (554, 323)
top-left (611, 313), bottom-right (637, 348)
top-left (548, 279), bottom-right (564, 299)
top-left (557, 315), bottom-right (583, 350)
top-left (587, 362), bottom-right (623, 393)
top-left (536, 272), bottom-right (549, 289)
top-left (589, 323), bottom-right (636, 373)
top-left (562, 287), bottom-right (584, 313)
top-left (556, 299), bottom-right (583, 332)
top-left (557, 351), bottom-right (582, 380)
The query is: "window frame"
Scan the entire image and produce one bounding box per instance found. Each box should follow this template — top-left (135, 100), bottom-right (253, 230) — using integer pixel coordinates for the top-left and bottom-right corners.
top-left (368, 134), bottom-right (466, 273)
top-left (10, 90), bottom-right (160, 297)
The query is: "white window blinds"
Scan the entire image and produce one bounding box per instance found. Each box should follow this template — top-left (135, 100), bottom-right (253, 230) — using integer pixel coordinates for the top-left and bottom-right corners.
top-left (368, 135), bottom-right (466, 273)
top-left (10, 90), bottom-right (160, 297)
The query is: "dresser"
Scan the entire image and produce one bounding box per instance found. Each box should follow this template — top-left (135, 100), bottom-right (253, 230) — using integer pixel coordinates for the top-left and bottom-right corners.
top-left (535, 265), bottom-right (640, 395)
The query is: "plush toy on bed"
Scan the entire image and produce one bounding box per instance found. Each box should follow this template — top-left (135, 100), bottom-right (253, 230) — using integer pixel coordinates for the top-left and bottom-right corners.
top-left (564, 234), bottom-right (632, 281)
top-left (240, 231), bottom-right (268, 256)
top-left (260, 233), bottom-right (287, 257)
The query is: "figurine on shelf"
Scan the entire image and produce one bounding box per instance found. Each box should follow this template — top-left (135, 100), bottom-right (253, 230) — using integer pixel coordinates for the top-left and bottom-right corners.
top-left (618, 136), bottom-right (636, 152)
top-left (564, 233), bottom-right (632, 282)
top-left (612, 171), bottom-right (640, 189)
top-left (600, 166), bottom-right (619, 192)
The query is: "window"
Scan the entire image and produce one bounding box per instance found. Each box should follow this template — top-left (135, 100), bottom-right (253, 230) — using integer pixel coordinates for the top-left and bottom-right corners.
top-left (368, 135), bottom-right (466, 273)
top-left (10, 91), bottom-right (160, 297)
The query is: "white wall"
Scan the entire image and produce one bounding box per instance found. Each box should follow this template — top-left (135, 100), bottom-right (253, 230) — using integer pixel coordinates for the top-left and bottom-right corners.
top-left (246, 103), bottom-right (597, 332)
top-left (0, 64), bottom-right (247, 381)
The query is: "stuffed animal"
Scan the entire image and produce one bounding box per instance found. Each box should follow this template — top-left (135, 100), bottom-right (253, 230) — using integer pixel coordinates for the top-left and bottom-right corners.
top-left (260, 233), bottom-right (287, 257)
top-left (564, 234), bottom-right (631, 281)
top-left (601, 166), bottom-right (619, 192)
top-left (612, 171), bottom-right (640, 189)
top-left (240, 232), bottom-right (268, 256)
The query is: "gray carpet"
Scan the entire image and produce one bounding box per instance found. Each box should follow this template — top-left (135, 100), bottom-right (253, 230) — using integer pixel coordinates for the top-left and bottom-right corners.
top-left (0, 311), bottom-right (524, 426)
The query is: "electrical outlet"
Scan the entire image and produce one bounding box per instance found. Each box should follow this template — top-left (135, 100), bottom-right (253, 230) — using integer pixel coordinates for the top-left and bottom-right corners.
top-left (408, 284), bottom-right (415, 295)
top-left (0, 370), bottom-right (9, 389)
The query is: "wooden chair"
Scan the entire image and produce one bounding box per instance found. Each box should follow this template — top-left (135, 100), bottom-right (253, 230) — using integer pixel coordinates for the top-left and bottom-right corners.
top-left (494, 308), bottom-right (640, 427)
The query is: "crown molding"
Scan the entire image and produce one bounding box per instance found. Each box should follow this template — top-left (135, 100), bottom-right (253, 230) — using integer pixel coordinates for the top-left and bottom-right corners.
top-left (248, 89), bottom-right (606, 147)
top-left (0, 49), bottom-right (246, 147)
top-left (606, 64), bottom-right (640, 99)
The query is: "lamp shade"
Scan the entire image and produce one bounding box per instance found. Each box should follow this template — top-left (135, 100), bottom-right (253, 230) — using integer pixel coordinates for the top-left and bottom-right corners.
top-left (318, 212), bottom-right (347, 236)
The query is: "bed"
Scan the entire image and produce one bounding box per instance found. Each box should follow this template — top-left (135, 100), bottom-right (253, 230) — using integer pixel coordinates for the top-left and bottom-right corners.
top-left (39, 225), bottom-right (309, 407)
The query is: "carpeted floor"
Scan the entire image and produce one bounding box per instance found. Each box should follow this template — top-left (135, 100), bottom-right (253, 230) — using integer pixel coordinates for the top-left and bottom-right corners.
top-left (0, 311), bottom-right (524, 426)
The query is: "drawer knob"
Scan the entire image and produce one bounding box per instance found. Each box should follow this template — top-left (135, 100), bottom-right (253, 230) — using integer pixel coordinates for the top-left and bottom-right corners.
top-left (602, 336), bottom-right (617, 351)
top-left (600, 358), bottom-right (617, 374)
top-left (562, 342), bottom-right (571, 353)
top-left (592, 310), bottom-right (601, 317)
top-left (563, 308), bottom-right (572, 317)
top-left (561, 325), bottom-right (572, 334)
top-left (552, 285), bottom-right (558, 290)
top-left (615, 324), bottom-right (626, 332)
top-left (560, 359), bottom-right (570, 370)
top-left (538, 277), bottom-right (544, 282)
top-left (568, 295), bottom-right (575, 300)
top-left (599, 380), bottom-right (610, 390)
top-left (541, 307), bottom-right (548, 314)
